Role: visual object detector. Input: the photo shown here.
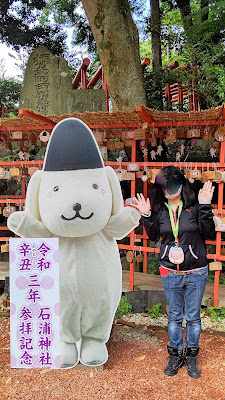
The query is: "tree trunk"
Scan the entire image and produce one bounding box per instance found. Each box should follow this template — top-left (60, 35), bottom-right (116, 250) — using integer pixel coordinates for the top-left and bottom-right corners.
top-left (174, 0), bottom-right (193, 30)
top-left (149, 0), bottom-right (163, 109)
top-left (81, 0), bottom-right (147, 111)
top-left (150, 0), bottom-right (162, 71)
top-left (200, 0), bottom-right (209, 22)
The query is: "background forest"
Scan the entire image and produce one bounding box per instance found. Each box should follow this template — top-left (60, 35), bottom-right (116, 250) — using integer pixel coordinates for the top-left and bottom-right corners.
top-left (1, 0), bottom-right (225, 111)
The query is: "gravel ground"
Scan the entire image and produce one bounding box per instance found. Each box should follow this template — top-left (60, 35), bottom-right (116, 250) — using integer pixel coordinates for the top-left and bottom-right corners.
top-left (1, 315), bottom-right (225, 400)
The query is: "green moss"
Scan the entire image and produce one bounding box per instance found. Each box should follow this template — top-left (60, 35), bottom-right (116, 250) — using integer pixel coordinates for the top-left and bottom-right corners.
top-left (117, 0), bottom-right (130, 15)
top-left (94, 0), bottom-right (104, 29)
top-left (99, 39), bottom-right (112, 51)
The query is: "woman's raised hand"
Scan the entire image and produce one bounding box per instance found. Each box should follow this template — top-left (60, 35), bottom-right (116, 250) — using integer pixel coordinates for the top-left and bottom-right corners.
top-left (198, 181), bottom-right (215, 204)
top-left (132, 193), bottom-right (151, 215)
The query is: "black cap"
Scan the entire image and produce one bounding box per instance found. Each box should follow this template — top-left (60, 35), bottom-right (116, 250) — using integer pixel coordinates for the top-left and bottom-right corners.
top-left (44, 118), bottom-right (103, 171)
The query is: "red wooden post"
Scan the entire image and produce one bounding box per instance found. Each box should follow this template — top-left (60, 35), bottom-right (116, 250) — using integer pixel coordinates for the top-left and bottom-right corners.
top-left (165, 83), bottom-right (171, 109)
top-left (72, 58), bottom-right (90, 89)
top-left (214, 119), bottom-right (225, 305)
top-left (193, 91), bottom-right (198, 111)
top-left (143, 134), bottom-right (148, 274)
top-left (102, 71), bottom-right (109, 111)
top-left (129, 139), bottom-right (136, 291)
top-left (141, 58), bottom-right (151, 66)
top-left (178, 87), bottom-right (183, 111)
top-left (81, 67), bottom-right (88, 89)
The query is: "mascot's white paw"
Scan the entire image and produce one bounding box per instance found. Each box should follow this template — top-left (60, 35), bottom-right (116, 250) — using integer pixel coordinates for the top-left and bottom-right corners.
top-left (80, 337), bottom-right (108, 366)
top-left (60, 341), bottom-right (78, 369)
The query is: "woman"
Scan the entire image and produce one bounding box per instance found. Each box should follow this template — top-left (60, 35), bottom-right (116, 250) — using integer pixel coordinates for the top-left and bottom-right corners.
top-left (132, 166), bottom-right (215, 379)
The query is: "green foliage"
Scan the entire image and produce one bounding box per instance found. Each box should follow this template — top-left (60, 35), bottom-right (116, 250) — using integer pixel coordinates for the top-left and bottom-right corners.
top-left (0, 0), bottom-right (66, 55)
top-left (148, 303), bottom-right (163, 318)
top-left (2, 0), bottom-right (225, 111)
top-left (147, 258), bottom-right (160, 274)
top-left (208, 306), bottom-right (225, 320)
top-left (0, 79), bottom-right (21, 110)
top-left (115, 294), bottom-right (132, 319)
top-left (208, 273), bottom-right (225, 285)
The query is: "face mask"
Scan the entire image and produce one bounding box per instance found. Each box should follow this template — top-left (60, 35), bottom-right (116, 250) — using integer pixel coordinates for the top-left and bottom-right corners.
top-left (164, 186), bottom-right (182, 199)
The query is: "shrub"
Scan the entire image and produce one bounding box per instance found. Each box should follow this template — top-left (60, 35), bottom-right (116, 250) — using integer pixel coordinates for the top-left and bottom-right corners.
top-left (115, 294), bottom-right (132, 319)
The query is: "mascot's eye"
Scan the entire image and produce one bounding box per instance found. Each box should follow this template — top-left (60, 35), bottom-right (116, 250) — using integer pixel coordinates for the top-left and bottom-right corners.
top-left (93, 184), bottom-right (98, 189)
top-left (54, 186), bottom-right (59, 192)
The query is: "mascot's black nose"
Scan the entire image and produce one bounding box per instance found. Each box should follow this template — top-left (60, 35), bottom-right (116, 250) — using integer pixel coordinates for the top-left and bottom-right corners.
top-left (73, 203), bottom-right (81, 212)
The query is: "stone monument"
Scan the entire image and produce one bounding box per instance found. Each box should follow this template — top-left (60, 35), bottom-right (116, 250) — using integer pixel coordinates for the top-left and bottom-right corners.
top-left (20, 46), bottom-right (106, 115)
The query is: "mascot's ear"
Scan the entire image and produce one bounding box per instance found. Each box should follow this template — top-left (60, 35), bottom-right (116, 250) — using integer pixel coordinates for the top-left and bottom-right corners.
top-left (106, 166), bottom-right (124, 215)
top-left (25, 170), bottom-right (42, 221)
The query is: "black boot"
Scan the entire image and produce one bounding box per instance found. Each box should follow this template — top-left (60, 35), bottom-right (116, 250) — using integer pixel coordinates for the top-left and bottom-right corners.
top-left (164, 346), bottom-right (184, 376)
top-left (184, 347), bottom-right (201, 379)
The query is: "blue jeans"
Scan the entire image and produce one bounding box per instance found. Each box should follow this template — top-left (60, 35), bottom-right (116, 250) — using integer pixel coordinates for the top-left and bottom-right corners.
top-left (161, 267), bottom-right (208, 350)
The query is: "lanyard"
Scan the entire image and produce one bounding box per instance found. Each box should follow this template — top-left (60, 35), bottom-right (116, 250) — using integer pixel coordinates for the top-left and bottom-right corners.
top-left (168, 200), bottom-right (183, 245)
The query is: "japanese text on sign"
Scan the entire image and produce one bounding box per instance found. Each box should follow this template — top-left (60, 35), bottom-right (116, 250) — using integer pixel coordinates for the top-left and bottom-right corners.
top-left (10, 238), bottom-right (60, 369)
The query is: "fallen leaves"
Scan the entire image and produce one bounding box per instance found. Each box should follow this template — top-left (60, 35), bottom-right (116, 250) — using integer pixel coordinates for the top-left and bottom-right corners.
top-left (90, 370), bottom-right (94, 378)
top-left (116, 319), bottom-right (136, 327)
top-left (40, 369), bottom-right (51, 375)
top-left (103, 382), bottom-right (109, 389)
top-left (134, 355), bottom-right (146, 362)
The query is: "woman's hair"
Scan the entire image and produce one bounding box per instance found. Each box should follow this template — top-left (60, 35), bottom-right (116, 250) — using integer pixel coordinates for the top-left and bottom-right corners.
top-left (151, 166), bottom-right (196, 214)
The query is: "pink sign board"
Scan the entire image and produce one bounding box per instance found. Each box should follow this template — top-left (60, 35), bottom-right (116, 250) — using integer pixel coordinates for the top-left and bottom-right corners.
top-left (10, 238), bottom-right (60, 369)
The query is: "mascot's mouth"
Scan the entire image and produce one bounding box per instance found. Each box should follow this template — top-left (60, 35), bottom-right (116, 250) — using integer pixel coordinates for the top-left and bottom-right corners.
top-left (61, 211), bottom-right (94, 221)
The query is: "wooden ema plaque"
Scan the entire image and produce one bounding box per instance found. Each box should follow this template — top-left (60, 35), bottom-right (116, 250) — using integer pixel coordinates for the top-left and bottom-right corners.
top-left (94, 131), bottom-right (104, 143)
top-left (124, 139), bottom-right (133, 147)
top-left (0, 168), bottom-right (5, 178)
top-left (121, 170), bottom-right (135, 181)
top-left (107, 141), bottom-right (115, 151)
top-left (126, 251), bottom-right (134, 262)
top-left (11, 131), bottom-right (23, 140)
top-left (127, 163), bottom-right (139, 172)
top-left (3, 170), bottom-right (11, 180)
top-left (9, 167), bottom-right (20, 177)
top-left (166, 128), bottom-right (176, 143)
top-left (149, 127), bottom-right (158, 135)
top-left (114, 141), bottom-right (124, 150)
top-left (1, 244), bottom-right (9, 253)
top-left (126, 131), bottom-right (135, 140)
top-left (215, 170), bottom-right (223, 182)
top-left (141, 121), bottom-right (148, 130)
top-left (190, 169), bottom-right (201, 179)
top-left (3, 206), bottom-right (16, 217)
top-left (187, 129), bottom-right (201, 138)
top-left (215, 126), bottom-right (225, 142)
top-left (203, 127), bottom-right (212, 141)
top-left (133, 128), bottom-right (146, 140)
top-left (209, 261), bottom-right (222, 271)
top-left (148, 168), bottom-right (159, 183)
top-left (136, 254), bottom-right (144, 263)
top-left (40, 130), bottom-right (50, 142)
top-left (202, 170), bottom-right (216, 180)
top-left (28, 167), bottom-right (39, 176)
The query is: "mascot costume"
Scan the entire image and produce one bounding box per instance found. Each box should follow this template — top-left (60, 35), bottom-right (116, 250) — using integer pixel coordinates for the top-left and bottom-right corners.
top-left (8, 118), bottom-right (140, 368)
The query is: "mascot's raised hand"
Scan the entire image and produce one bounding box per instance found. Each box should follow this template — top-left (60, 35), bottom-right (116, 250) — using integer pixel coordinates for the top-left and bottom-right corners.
top-left (8, 118), bottom-right (140, 368)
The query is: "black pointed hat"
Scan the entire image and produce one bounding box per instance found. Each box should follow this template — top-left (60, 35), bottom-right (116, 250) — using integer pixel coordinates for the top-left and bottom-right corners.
top-left (44, 118), bottom-right (104, 171)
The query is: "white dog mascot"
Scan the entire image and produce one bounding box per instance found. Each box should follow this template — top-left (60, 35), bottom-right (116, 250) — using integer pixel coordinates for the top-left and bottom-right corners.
top-left (8, 118), bottom-right (140, 368)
